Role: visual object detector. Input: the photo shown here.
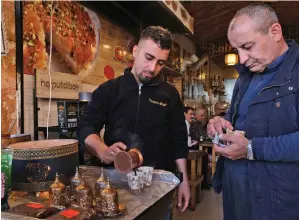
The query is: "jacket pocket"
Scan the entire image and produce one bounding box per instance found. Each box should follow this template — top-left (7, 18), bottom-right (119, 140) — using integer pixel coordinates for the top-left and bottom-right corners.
top-left (269, 90), bottom-right (298, 136)
top-left (272, 163), bottom-right (299, 212)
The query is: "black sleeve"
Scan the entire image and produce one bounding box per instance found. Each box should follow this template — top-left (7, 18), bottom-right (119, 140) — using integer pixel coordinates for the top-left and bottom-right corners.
top-left (76, 80), bottom-right (112, 145)
top-left (169, 90), bottom-right (189, 160)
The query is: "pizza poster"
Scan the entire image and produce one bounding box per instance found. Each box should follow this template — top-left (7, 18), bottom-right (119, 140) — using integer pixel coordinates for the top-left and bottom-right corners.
top-left (22, 1), bottom-right (136, 85)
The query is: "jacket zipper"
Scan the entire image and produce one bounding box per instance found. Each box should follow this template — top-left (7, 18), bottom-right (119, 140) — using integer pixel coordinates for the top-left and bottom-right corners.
top-left (133, 80), bottom-right (159, 134)
top-left (134, 85), bottom-right (142, 134)
top-left (231, 100), bottom-right (238, 126)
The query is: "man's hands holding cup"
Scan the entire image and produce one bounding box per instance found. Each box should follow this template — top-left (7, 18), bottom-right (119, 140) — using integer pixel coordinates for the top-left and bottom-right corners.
top-left (99, 142), bottom-right (127, 164)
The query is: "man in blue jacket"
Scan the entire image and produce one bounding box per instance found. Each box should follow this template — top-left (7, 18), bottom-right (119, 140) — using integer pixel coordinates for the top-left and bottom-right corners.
top-left (207, 3), bottom-right (299, 220)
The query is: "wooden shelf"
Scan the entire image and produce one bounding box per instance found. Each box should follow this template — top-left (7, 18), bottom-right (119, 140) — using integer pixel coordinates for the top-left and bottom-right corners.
top-left (81, 1), bottom-right (196, 39)
top-left (162, 66), bottom-right (181, 77)
top-left (141, 1), bottom-right (195, 36)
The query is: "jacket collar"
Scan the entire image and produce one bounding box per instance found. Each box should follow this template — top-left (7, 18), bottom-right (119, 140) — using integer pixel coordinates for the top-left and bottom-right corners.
top-left (230, 40), bottom-right (299, 121)
top-left (272, 39), bottom-right (299, 84)
top-left (237, 39), bottom-right (299, 85)
top-left (123, 67), bottom-right (161, 87)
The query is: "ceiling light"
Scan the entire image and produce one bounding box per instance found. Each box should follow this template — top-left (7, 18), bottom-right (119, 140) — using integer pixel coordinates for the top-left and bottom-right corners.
top-left (225, 53), bottom-right (238, 66)
top-left (103, 44), bottom-right (111, 49)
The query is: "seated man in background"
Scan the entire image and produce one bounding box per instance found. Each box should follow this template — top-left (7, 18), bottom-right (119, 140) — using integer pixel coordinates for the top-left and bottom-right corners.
top-left (191, 107), bottom-right (208, 140)
top-left (194, 107), bottom-right (207, 124)
top-left (184, 107), bottom-right (195, 148)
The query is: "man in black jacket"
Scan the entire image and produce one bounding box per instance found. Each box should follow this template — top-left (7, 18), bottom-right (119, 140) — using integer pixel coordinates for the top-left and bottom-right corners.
top-left (77, 26), bottom-right (190, 212)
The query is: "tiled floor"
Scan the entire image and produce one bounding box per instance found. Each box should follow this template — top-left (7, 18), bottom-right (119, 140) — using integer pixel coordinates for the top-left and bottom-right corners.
top-left (173, 190), bottom-right (223, 220)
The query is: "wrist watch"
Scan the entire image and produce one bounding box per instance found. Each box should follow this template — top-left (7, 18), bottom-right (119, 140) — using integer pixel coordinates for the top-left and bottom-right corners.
top-left (246, 140), bottom-right (254, 160)
top-left (174, 171), bottom-right (184, 183)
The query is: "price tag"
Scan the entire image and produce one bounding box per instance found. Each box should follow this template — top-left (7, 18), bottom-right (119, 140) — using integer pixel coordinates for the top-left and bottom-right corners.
top-left (60, 209), bottom-right (80, 218)
top-left (26, 203), bottom-right (45, 209)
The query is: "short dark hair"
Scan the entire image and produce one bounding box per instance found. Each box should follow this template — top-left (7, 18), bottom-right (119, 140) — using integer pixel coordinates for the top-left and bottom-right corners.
top-left (184, 106), bottom-right (194, 114)
top-left (139, 26), bottom-right (172, 50)
top-left (230, 3), bottom-right (278, 34)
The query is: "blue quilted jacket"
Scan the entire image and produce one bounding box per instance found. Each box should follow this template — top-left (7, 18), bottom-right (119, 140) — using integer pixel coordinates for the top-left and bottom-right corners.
top-left (213, 40), bottom-right (299, 220)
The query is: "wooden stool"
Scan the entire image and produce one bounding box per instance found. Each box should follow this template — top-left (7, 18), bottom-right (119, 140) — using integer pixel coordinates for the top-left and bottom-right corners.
top-left (187, 150), bottom-right (205, 210)
top-left (201, 141), bottom-right (216, 175)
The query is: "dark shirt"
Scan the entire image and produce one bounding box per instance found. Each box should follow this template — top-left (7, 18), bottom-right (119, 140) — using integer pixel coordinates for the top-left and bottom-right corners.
top-left (77, 68), bottom-right (188, 172)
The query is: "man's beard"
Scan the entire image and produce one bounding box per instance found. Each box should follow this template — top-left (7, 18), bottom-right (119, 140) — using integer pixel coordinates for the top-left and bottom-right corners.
top-left (137, 71), bottom-right (154, 85)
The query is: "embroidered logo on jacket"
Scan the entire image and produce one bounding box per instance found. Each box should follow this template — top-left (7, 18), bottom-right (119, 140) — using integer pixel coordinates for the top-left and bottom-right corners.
top-left (149, 98), bottom-right (167, 107)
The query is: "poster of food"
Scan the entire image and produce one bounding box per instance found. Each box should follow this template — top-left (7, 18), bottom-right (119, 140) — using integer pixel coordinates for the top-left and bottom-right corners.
top-left (23, 1), bottom-right (136, 84)
top-left (1, 1), bottom-right (137, 134)
top-left (1, 1), bottom-right (17, 134)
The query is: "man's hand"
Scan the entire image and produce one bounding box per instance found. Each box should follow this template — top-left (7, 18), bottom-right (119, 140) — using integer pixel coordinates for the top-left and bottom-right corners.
top-left (177, 180), bottom-right (190, 212)
top-left (214, 134), bottom-right (249, 160)
top-left (175, 159), bottom-right (190, 212)
top-left (99, 142), bottom-right (127, 164)
top-left (207, 116), bottom-right (233, 138)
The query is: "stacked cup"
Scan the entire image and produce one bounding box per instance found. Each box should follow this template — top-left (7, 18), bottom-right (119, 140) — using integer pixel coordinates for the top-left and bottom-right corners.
top-left (126, 172), bottom-right (142, 194)
top-left (137, 166), bottom-right (154, 187)
top-left (126, 166), bottom-right (154, 194)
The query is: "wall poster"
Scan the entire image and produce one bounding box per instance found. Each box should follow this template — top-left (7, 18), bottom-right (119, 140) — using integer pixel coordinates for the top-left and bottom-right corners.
top-left (23, 1), bottom-right (136, 85)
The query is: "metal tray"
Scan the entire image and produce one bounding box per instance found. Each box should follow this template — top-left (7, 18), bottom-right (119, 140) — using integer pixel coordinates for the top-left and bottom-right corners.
top-left (2, 166), bottom-right (180, 220)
